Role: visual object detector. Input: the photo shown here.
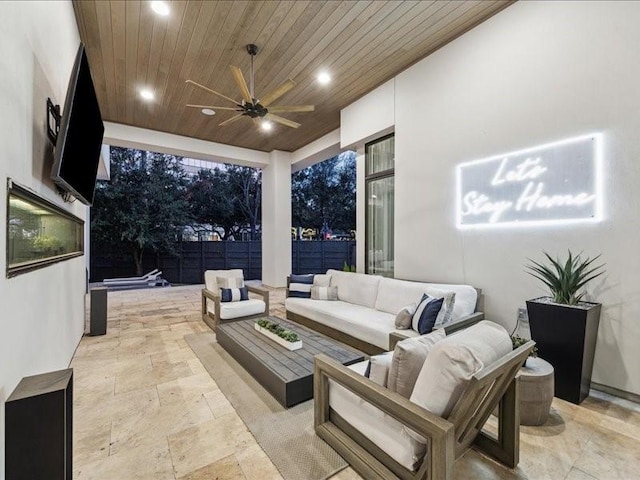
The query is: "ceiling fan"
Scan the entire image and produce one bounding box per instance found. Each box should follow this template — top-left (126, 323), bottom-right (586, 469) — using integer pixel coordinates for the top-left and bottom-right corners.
top-left (186, 44), bottom-right (314, 129)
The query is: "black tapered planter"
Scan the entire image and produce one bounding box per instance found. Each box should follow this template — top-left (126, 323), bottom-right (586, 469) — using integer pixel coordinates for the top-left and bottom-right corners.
top-left (526, 297), bottom-right (601, 404)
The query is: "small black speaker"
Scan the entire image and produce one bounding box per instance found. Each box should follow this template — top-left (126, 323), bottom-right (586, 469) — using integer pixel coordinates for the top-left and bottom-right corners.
top-left (90, 287), bottom-right (108, 336)
top-left (5, 369), bottom-right (73, 480)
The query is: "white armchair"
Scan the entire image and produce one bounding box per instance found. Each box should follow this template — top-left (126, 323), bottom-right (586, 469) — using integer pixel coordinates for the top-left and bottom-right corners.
top-left (201, 269), bottom-right (269, 331)
top-left (314, 321), bottom-right (535, 480)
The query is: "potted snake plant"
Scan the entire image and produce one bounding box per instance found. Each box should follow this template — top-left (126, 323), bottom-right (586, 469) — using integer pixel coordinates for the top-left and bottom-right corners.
top-left (525, 251), bottom-right (605, 404)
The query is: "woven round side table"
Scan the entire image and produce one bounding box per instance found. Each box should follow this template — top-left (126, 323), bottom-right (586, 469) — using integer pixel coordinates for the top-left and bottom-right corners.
top-left (518, 357), bottom-right (554, 426)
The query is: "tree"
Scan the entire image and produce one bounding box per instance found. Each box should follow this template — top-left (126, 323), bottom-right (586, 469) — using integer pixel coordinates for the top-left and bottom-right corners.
top-left (91, 147), bottom-right (191, 275)
top-left (227, 165), bottom-right (261, 240)
top-left (186, 164), bottom-right (262, 240)
top-left (291, 151), bottom-right (356, 234)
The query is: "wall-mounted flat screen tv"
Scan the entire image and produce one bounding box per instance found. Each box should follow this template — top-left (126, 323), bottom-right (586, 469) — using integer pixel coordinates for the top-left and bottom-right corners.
top-left (51, 43), bottom-right (104, 206)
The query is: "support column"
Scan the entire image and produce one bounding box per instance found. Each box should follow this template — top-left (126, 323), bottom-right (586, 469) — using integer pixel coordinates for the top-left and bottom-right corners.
top-left (261, 150), bottom-right (292, 287)
top-left (355, 145), bottom-right (366, 273)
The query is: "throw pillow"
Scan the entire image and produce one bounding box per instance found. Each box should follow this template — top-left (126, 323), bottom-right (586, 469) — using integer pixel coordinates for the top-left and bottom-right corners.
top-left (395, 303), bottom-right (417, 329)
top-left (220, 286), bottom-right (249, 302)
top-left (217, 275), bottom-right (245, 289)
top-left (423, 288), bottom-right (456, 327)
top-left (313, 274), bottom-right (332, 287)
top-left (368, 351), bottom-right (394, 387)
top-left (411, 294), bottom-right (445, 334)
top-left (387, 329), bottom-right (446, 398)
top-left (289, 274), bottom-right (314, 298)
top-left (310, 286), bottom-right (338, 301)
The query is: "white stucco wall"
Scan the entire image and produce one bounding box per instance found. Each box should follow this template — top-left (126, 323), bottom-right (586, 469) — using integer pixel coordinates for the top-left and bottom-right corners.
top-left (342, 1), bottom-right (640, 397)
top-left (0, 1), bottom-right (84, 474)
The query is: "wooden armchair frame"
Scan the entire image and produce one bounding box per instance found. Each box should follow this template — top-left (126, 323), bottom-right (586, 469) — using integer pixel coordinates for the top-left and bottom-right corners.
top-left (201, 284), bottom-right (270, 331)
top-left (314, 341), bottom-right (535, 480)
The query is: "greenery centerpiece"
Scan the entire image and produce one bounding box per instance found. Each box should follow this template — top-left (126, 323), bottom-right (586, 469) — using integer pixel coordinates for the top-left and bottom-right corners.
top-left (524, 251), bottom-right (605, 404)
top-left (255, 319), bottom-right (302, 351)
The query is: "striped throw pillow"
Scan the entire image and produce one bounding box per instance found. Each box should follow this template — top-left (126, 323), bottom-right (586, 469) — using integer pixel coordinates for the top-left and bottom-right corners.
top-left (310, 286), bottom-right (338, 301)
top-left (220, 286), bottom-right (249, 302)
top-left (289, 274), bottom-right (314, 298)
top-left (217, 276), bottom-right (244, 289)
top-left (411, 294), bottom-right (445, 334)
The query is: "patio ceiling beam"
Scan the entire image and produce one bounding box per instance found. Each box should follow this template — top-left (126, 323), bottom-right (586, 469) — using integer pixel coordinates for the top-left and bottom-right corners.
top-left (290, 129), bottom-right (342, 173)
top-left (103, 122), bottom-right (271, 169)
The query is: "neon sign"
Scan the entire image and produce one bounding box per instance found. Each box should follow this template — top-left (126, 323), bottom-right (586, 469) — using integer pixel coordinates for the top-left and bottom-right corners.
top-left (456, 133), bottom-right (603, 228)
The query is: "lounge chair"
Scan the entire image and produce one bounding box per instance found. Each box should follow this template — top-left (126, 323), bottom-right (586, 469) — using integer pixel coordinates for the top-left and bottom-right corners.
top-left (103, 269), bottom-right (160, 283)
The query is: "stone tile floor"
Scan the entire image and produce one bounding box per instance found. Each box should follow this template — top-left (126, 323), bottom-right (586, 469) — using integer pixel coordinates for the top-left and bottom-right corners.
top-left (72, 285), bottom-right (640, 479)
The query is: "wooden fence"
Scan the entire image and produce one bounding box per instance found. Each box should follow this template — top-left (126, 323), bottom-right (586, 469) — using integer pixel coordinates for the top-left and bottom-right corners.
top-left (90, 240), bottom-right (356, 284)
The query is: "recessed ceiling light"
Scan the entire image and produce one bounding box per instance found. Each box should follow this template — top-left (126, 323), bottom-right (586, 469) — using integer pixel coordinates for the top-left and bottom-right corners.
top-left (150, 1), bottom-right (170, 16)
top-left (317, 71), bottom-right (331, 85)
top-left (261, 120), bottom-right (273, 132)
top-left (139, 88), bottom-right (155, 101)
top-left (201, 108), bottom-right (215, 116)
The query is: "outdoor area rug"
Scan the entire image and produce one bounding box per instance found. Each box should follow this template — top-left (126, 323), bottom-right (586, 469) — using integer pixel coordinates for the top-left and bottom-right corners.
top-left (184, 332), bottom-right (348, 480)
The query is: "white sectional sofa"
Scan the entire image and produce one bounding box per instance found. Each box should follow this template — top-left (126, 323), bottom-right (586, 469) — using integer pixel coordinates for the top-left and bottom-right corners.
top-left (285, 269), bottom-right (483, 354)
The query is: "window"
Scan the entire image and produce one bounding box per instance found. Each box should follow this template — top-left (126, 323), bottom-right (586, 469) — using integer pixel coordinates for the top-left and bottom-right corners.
top-left (365, 135), bottom-right (394, 277)
top-left (7, 180), bottom-right (84, 277)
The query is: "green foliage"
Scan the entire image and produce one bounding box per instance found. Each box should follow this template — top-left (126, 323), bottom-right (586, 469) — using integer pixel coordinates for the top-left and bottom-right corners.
top-left (292, 152), bottom-right (356, 232)
top-left (511, 335), bottom-right (538, 357)
top-left (91, 147), bottom-right (191, 275)
top-left (256, 319), bottom-right (299, 343)
top-left (525, 251), bottom-right (605, 305)
top-left (342, 261), bottom-right (356, 272)
top-left (33, 235), bottom-right (63, 253)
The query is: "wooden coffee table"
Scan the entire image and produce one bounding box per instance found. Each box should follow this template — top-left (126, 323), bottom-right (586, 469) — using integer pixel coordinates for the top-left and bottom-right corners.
top-left (216, 316), bottom-right (365, 407)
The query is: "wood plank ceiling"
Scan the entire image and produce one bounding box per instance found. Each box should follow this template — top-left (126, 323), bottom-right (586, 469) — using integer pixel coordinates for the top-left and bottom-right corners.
top-left (73, 0), bottom-right (513, 153)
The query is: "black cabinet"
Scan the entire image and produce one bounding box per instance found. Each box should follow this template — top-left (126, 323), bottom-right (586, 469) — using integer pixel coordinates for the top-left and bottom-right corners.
top-left (5, 368), bottom-right (73, 480)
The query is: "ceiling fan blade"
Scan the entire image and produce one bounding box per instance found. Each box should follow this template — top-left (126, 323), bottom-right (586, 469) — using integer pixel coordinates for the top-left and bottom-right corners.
top-left (260, 79), bottom-right (296, 106)
top-left (230, 66), bottom-right (253, 103)
top-left (265, 113), bottom-right (300, 129)
top-left (185, 79), bottom-right (239, 105)
top-left (253, 118), bottom-right (261, 127)
top-left (186, 104), bottom-right (239, 111)
top-left (267, 105), bottom-right (315, 113)
top-left (218, 113), bottom-right (245, 127)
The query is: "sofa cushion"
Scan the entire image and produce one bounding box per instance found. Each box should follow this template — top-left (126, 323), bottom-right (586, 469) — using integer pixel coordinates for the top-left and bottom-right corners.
top-left (217, 276), bottom-right (244, 289)
top-left (388, 329), bottom-right (446, 398)
top-left (410, 321), bottom-right (512, 418)
top-left (313, 274), bottom-right (332, 287)
top-left (411, 295), bottom-right (444, 334)
top-left (311, 286), bottom-right (338, 301)
top-left (204, 269), bottom-right (244, 293)
top-left (216, 299), bottom-right (265, 320)
top-left (374, 277), bottom-right (477, 320)
top-left (289, 274), bottom-right (314, 298)
top-left (329, 364), bottom-right (426, 471)
top-left (326, 269), bottom-right (382, 308)
top-left (285, 297), bottom-right (394, 349)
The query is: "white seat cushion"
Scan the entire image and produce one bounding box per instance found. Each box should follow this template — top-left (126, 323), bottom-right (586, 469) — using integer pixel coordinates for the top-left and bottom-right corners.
top-left (217, 299), bottom-right (265, 320)
top-left (329, 362), bottom-right (426, 471)
top-left (285, 297), bottom-right (394, 349)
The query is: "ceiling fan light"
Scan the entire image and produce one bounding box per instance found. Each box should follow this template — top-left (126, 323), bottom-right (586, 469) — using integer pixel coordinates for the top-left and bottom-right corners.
top-left (261, 121), bottom-right (273, 132)
top-left (317, 71), bottom-right (331, 85)
top-left (201, 108), bottom-right (216, 116)
top-left (150, 1), bottom-right (170, 16)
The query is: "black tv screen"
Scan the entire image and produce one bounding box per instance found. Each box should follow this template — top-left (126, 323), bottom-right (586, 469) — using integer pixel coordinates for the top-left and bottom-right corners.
top-left (51, 43), bottom-right (104, 206)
